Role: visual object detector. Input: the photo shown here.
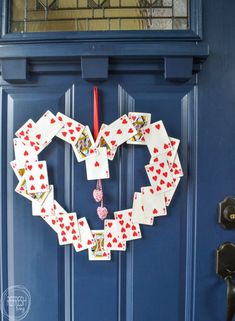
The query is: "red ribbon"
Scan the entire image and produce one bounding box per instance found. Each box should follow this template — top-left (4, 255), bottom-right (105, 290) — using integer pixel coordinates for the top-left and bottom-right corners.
top-left (93, 87), bottom-right (99, 140)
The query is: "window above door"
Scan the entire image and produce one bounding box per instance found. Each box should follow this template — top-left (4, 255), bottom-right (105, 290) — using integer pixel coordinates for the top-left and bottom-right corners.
top-left (11, 0), bottom-right (188, 32)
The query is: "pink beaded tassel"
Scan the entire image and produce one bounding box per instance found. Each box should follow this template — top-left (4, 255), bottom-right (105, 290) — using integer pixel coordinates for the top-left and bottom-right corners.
top-left (93, 179), bottom-right (108, 220)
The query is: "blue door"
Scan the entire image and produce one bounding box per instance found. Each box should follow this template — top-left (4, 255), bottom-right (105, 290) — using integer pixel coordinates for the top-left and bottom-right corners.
top-left (1, 1), bottom-right (235, 321)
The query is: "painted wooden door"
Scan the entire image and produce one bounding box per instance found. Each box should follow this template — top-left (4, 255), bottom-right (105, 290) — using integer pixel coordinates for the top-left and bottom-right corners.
top-left (1, 1), bottom-right (235, 321)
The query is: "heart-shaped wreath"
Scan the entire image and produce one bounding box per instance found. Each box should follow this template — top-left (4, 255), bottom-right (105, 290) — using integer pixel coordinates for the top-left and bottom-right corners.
top-left (10, 88), bottom-right (183, 261)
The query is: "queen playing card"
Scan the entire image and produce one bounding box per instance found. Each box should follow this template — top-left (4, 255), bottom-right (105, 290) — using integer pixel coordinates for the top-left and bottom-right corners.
top-left (127, 112), bottom-right (151, 145)
top-left (132, 192), bottom-right (154, 225)
top-left (72, 126), bottom-right (97, 162)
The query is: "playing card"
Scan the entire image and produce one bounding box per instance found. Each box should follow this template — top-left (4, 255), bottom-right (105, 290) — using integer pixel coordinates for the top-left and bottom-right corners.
top-left (13, 138), bottom-right (38, 168)
top-left (95, 124), bottom-right (117, 161)
top-left (15, 119), bottom-right (35, 142)
top-left (141, 187), bottom-right (167, 217)
top-left (88, 230), bottom-right (111, 261)
top-left (164, 177), bottom-right (181, 206)
top-left (145, 155), bottom-right (174, 193)
top-left (114, 209), bottom-right (142, 241)
top-left (32, 185), bottom-right (54, 216)
top-left (150, 137), bottom-right (180, 168)
top-left (72, 126), bottom-right (97, 162)
top-left (25, 161), bottom-right (49, 193)
top-left (104, 219), bottom-right (126, 251)
top-left (102, 114), bottom-right (137, 150)
top-left (132, 192), bottom-right (154, 225)
top-left (15, 177), bottom-right (50, 204)
top-left (15, 119), bottom-right (47, 154)
top-left (141, 120), bottom-right (172, 156)
top-left (10, 160), bottom-right (26, 181)
top-left (85, 147), bottom-right (110, 180)
top-left (73, 217), bottom-right (95, 252)
top-left (57, 212), bottom-right (80, 245)
top-left (170, 154), bottom-right (183, 178)
top-left (41, 200), bottom-right (68, 232)
top-left (56, 112), bottom-right (85, 145)
top-left (29, 110), bottom-right (63, 147)
top-left (127, 112), bottom-right (151, 145)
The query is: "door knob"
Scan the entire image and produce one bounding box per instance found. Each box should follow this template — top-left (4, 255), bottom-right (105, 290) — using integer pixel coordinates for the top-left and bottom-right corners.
top-left (216, 242), bottom-right (235, 321)
top-left (219, 197), bottom-right (235, 229)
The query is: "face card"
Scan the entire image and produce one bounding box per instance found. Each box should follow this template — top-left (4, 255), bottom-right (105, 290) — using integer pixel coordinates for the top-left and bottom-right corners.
top-left (13, 138), bottom-right (38, 168)
top-left (141, 120), bottom-right (172, 156)
top-left (170, 154), bottom-right (183, 178)
top-left (88, 230), bottom-right (111, 261)
top-left (141, 187), bottom-right (167, 217)
top-left (102, 114), bottom-right (137, 150)
top-left (127, 112), bottom-right (151, 145)
top-left (10, 160), bottom-right (26, 181)
top-left (15, 177), bottom-right (50, 204)
top-left (73, 217), bottom-right (95, 252)
top-left (104, 219), bottom-right (126, 251)
top-left (132, 192), bottom-right (154, 225)
top-left (164, 177), bottom-right (181, 206)
top-left (25, 161), bottom-right (49, 193)
top-left (95, 124), bottom-right (117, 161)
top-left (32, 185), bottom-right (54, 216)
top-left (85, 147), bottom-right (110, 180)
top-left (29, 110), bottom-right (63, 147)
top-left (145, 155), bottom-right (174, 193)
top-left (114, 209), bottom-right (142, 241)
top-left (56, 112), bottom-right (85, 145)
top-left (57, 213), bottom-right (80, 245)
top-left (72, 126), bottom-right (97, 162)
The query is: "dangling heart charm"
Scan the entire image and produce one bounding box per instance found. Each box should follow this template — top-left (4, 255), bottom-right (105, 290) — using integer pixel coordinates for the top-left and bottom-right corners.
top-left (93, 188), bottom-right (103, 202)
top-left (97, 206), bottom-right (108, 220)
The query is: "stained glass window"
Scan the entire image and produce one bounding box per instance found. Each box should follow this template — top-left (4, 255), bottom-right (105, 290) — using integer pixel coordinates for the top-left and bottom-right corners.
top-left (10, 0), bottom-right (188, 33)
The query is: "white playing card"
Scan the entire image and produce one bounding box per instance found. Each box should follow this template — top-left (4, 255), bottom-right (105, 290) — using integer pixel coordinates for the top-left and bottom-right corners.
top-left (25, 161), bottom-right (49, 193)
top-left (72, 126), bottom-right (97, 162)
top-left (114, 209), bottom-right (142, 241)
top-left (88, 230), bottom-right (111, 261)
top-left (56, 112), bottom-right (85, 144)
top-left (104, 219), bottom-right (126, 251)
top-left (141, 120), bottom-right (172, 156)
top-left (10, 160), bottom-right (26, 181)
top-left (13, 138), bottom-right (38, 168)
top-left (85, 147), bottom-right (110, 180)
top-left (29, 110), bottom-right (63, 147)
top-left (164, 177), bottom-right (181, 206)
top-left (141, 187), bottom-right (167, 217)
top-left (145, 155), bottom-right (174, 193)
top-left (102, 114), bottom-right (137, 150)
top-left (150, 137), bottom-right (180, 168)
top-left (170, 154), bottom-right (183, 178)
top-left (15, 177), bottom-right (50, 204)
top-left (127, 112), bottom-right (151, 145)
top-left (132, 192), bottom-right (154, 225)
top-left (41, 200), bottom-right (68, 232)
top-left (73, 217), bottom-right (95, 252)
top-left (57, 213), bottom-right (80, 245)
top-left (95, 124), bottom-right (117, 161)
top-left (15, 119), bottom-right (35, 142)
top-left (32, 185), bottom-right (54, 216)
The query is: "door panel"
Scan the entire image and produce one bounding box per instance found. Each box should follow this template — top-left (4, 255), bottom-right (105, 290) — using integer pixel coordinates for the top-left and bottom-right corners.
top-left (1, 72), bottom-right (196, 321)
